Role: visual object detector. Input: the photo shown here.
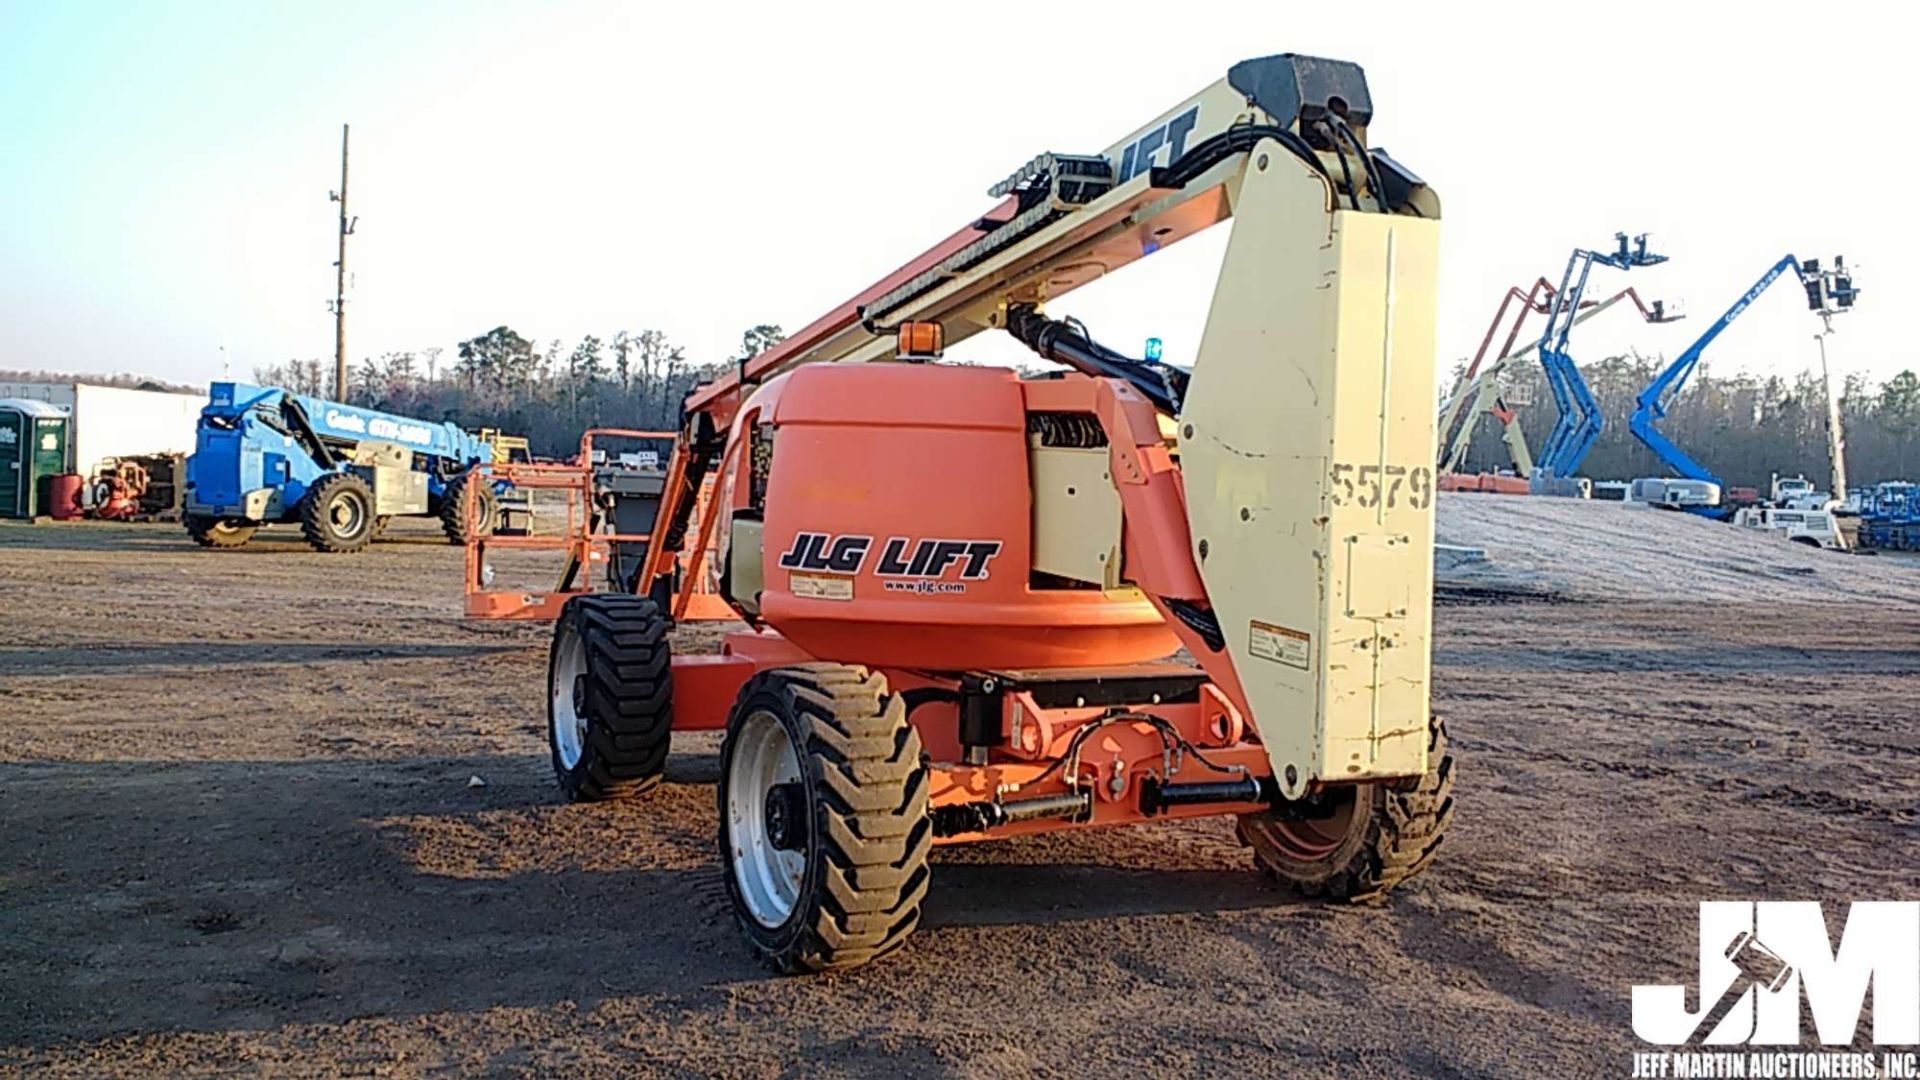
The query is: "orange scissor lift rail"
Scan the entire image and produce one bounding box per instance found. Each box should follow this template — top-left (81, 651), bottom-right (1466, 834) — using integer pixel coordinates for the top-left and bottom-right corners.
top-left (462, 428), bottom-right (734, 622)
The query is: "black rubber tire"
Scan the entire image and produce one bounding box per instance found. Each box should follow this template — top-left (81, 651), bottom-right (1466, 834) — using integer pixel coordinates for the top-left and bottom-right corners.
top-left (1238, 714), bottom-right (1455, 902)
top-left (547, 594), bottom-right (672, 801)
top-left (300, 473), bottom-right (377, 553)
top-left (185, 515), bottom-right (257, 549)
top-left (719, 664), bottom-right (932, 974)
top-left (439, 473), bottom-right (497, 546)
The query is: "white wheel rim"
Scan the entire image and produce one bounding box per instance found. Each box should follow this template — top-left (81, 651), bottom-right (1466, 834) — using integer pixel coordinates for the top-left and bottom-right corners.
top-left (550, 625), bottom-right (588, 770)
top-left (329, 491), bottom-right (365, 536)
top-left (727, 709), bottom-right (806, 928)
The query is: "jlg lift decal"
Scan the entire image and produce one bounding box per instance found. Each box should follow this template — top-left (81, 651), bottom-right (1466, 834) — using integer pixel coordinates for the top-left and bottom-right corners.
top-left (778, 532), bottom-right (1003, 595)
top-left (1114, 105), bottom-right (1200, 183)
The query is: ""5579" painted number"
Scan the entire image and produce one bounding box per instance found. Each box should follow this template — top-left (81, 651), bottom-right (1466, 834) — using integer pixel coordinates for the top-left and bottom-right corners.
top-left (1329, 463), bottom-right (1433, 509)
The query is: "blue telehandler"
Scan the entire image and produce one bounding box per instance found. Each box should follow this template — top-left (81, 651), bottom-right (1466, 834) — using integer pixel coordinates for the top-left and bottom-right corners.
top-left (182, 382), bottom-right (514, 552)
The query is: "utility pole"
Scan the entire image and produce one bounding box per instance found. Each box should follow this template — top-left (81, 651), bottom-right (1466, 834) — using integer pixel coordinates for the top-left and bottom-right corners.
top-left (1801, 255), bottom-right (1859, 510)
top-left (330, 124), bottom-right (355, 401)
top-left (1816, 324), bottom-right (1848, 507)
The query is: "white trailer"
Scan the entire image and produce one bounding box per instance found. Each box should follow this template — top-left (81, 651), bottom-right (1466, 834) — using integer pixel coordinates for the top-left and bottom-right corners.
top-left (0, 381), bottom-right (204, 485)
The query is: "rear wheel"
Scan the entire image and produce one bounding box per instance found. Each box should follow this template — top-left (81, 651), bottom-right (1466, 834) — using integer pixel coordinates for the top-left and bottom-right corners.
top-left (1238, 714), bottom-right (1455, 901)
top-left (300, 473), bottom-right (376, 553)
top-left (547, 594), bottom-right (672, 801)
top-left (719, 665), bottom-right (931, 974)
top-left (439, 473), bottom-right (497, 545)
top-left (185, 515), bottom-right (256, 549)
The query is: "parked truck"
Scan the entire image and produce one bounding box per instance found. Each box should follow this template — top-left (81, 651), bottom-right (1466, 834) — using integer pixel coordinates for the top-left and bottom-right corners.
top-left (182, 382), bottom-right (512, 552)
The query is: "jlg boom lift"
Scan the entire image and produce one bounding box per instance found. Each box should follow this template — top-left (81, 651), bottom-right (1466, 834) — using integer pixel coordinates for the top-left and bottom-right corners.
top-left (510, 54), bottom-right (1454, 973)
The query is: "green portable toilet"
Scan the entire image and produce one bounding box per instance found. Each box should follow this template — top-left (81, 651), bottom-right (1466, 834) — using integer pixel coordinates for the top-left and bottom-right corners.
top-left (0, 399), bottom-right (71, 518)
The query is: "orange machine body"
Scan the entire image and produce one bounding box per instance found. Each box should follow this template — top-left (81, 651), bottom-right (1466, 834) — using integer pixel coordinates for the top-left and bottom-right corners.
top-left (643, 360), bottom-right (1278, 844)
top-left (722, 363), bottom-right (1182, 671)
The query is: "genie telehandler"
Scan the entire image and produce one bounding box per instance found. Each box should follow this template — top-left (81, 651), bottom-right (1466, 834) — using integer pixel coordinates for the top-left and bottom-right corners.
top-left (184, 382), bottom-right (513, 552)
top-left (494, 53), bottom-right (1455, 973)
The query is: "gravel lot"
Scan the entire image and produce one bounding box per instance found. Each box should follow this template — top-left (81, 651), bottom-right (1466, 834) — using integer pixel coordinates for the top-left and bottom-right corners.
top-left (2, 504), bottom-right (1914, 1077)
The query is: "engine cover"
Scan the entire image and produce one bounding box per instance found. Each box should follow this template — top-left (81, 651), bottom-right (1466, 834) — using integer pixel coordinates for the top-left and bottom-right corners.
top-left (754, 363), bottom-right (1176, 671)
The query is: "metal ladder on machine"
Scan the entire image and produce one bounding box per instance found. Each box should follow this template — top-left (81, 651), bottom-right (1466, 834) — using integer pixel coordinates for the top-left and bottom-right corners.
top-left (1533, 233), bottom-right (1670, 489)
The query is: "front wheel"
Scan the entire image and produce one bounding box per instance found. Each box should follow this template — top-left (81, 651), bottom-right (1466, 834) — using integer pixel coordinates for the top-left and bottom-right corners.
top-left (547, 594), bottom-right (673, 801)
top-left (300, 473), bottom-right (377, 553)
top-left (439, 473), bottom-right (497, 545)
top-left (719, 665), bottom-right (931, 975)
top-left (185, 515), bottom-right (257, 549)
top-left (1238, 714), bottom-right (1455, 901)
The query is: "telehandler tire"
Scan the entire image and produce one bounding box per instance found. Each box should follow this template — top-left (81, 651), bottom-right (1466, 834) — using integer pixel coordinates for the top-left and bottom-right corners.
top-left (1238, 714), bottom-right (1455, 902)
top-left (300, 473), bottom-right (377, 553)
top-left (439, 473), bottom-right (497, 546)
top-left (185, 515), bottom-right (256, 549)
top-left (547, 594), bottom-right (672, 801)
top-left (719, 665), bottom-right (931, 975)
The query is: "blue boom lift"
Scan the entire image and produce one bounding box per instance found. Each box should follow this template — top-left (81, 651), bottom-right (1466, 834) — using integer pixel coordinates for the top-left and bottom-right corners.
top-left (1627, 254), bottom-right (1859, 514)
top-left (183, 382), bottom-right (508, 552)
top-left (1534, 233), bottom-right (1670, 482)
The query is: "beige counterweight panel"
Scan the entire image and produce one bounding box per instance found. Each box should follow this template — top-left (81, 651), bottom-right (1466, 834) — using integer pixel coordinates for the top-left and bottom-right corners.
top-left (1177, 139), bottom-right (1440, 799)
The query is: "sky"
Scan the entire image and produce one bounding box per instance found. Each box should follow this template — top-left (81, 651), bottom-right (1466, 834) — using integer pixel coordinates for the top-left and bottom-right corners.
top-left (1, 0), bottom-right (1913, 394)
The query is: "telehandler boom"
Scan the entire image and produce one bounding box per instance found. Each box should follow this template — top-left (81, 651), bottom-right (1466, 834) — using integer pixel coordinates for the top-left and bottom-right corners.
top-left (541, 53), bottom-right (1455, 973)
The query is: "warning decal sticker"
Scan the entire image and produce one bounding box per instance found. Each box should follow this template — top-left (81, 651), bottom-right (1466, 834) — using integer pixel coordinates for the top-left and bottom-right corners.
top-left (790, 572), bottom-right (854, 601)
top-left (1248, 619), bottom-right (1310, 669)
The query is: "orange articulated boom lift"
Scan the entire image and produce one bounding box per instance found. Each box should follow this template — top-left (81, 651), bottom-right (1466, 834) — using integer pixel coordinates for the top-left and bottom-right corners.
top-left (533, 52), bottom-right (1455, 973)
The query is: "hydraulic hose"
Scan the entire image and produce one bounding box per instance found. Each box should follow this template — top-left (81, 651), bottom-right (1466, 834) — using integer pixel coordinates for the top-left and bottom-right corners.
top-left (1152, 123), bottom-right (1330, 190)
top-left (1004, 304), bottom-right (1189, 415)
top-left (1315, 120), bottom-right (1362, 211)
top-left (1329, 115), bottom-right (1388, 211)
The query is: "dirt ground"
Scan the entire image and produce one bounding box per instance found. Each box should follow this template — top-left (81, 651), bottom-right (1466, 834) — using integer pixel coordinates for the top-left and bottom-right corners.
top-left (2, 508), bottom-right (1916, 1078)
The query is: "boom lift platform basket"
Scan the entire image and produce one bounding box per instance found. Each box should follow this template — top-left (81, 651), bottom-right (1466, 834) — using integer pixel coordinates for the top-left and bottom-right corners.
top-left (461, 428), bottom-right (732, 622)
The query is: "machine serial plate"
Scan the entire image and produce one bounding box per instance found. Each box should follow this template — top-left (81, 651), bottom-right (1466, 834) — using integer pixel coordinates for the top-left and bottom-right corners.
top-left (790, 572), bottom-right (854, 601)
top-left (1248, 619), bottom-right (1310, 669)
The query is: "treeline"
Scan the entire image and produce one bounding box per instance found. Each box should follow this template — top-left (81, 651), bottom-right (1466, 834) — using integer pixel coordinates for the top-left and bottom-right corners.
top-left (1454, 355), bottom-right (1920, 489)
top-left (255, 324), bottom-right (783, 458)
top-left (0, 368), bottom-right (200, 395)
top-left (250, 334), bottom-right (1920, 488)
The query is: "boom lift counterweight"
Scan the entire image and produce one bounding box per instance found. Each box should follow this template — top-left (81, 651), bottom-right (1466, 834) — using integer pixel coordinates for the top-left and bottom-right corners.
top-left (520, 53), bottom-right (1455, 973)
